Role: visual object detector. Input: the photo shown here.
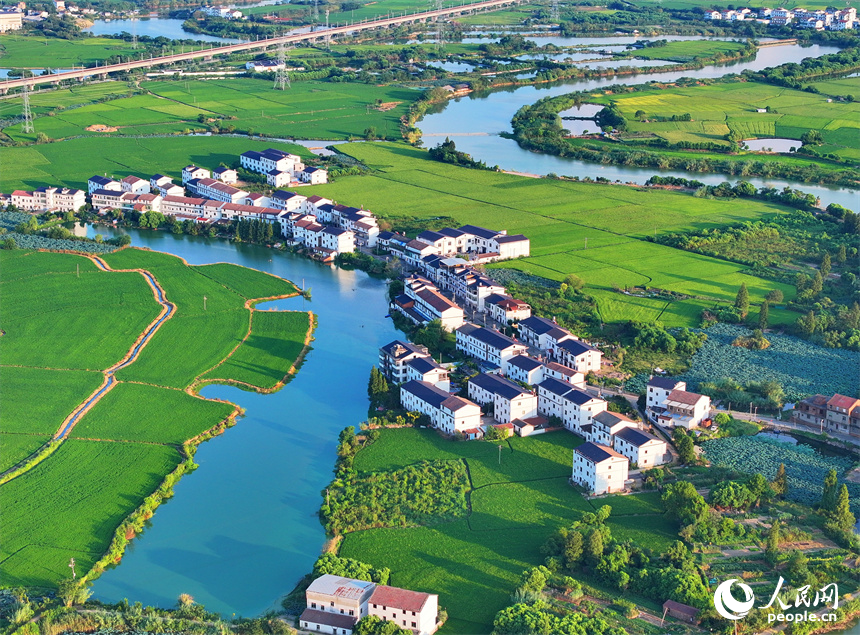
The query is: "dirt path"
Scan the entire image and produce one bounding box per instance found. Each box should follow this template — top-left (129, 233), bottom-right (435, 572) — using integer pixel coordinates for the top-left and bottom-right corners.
top-left (0, 258), bottom-right (176, 482)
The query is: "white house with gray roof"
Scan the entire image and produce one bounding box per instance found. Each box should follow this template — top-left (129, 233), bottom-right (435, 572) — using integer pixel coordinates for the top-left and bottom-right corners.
top-left (612, 427), bottom-right (668, 468)
top-left (589, 411), bottom-right (638, 446)
top-left (467, 372), bottom-right (538, 424)
top-left (572, 441), bottom-right (629, 495)
top-left (400, 380), bottom-right (482, 437)
top-left (379, 340), bottom-right (431, 384)
top-left (505, 355), bottom-right (545, 386)
top-left (537, 378), bottom-right (607, 434)
top-left (405, 357), bottom-right (449, 391)
top-left (455, 323), bottom-right (527, 372)
top-left (554, 338), bottom-right (603, 374)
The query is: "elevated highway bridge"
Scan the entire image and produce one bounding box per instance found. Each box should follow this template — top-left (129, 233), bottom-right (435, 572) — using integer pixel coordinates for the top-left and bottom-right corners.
top-left (0, 0), bottom-right (522, 94)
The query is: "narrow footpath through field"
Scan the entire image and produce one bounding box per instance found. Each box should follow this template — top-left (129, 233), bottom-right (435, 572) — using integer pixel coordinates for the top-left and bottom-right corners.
top-left (53, 257), bottom-right (177, 440)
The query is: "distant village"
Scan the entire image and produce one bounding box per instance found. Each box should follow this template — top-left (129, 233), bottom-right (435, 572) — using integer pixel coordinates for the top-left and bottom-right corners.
top-left (703, 6), bottom-right (857, 29)
top-left (0, 0), bottom-right (247, 32)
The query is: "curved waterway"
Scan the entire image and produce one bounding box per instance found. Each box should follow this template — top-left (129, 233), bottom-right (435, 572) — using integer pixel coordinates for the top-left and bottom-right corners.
top-left (87, 227), bottom-right (398, 616)
top-left (419, 42), bottom-right (859, 210)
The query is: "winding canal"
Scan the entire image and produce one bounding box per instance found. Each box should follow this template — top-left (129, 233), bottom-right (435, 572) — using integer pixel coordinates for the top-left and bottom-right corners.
top-left (87, 227), bottom-right (398, 616)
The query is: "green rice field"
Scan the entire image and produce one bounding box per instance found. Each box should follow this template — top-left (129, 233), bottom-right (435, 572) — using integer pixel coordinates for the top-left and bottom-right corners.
top-left (585, 81), bottom-right (860, 161)
top-left (340, 428), bottom-right (676, 635)
top-left (0, 33), bottom-right (194, 69)
top-left (0, 136), bottom-right (310, 196)
top-left (0, 250), bottom-right (161, 370)
top-left (3, 78), bottom-right (419, 144)
top-left (0, 440), bottom-right (183, 587)
top-left (202, 310), bottom-right (311, 390)
top-left (69, 383), bottom-right (236, 444)
top-left (627, 40), bottom-right (749, 63)
top-left (0, 249), bottom-right (312, 589)
top-left (303, 142), bottom-right (797, 326)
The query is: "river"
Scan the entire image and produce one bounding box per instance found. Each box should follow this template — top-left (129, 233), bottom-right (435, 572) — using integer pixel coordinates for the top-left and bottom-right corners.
top-left (418, 42), bottom-right (859, 210)
top-left (87, 227), bottom-right (398, 616)
top-left (77, 33), bottom-right (857, 620)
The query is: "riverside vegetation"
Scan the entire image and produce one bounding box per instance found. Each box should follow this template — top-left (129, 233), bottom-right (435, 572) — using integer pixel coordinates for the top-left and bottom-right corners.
top-left (0, 248), bottom-right (313, 595)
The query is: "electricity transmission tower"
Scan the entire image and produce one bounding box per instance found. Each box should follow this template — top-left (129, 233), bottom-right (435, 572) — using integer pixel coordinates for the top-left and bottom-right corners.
top-left (22, 82), bottom-right (33, 134)
top-left (131, 16), bottom-right (138, 49)
top-left (313, 0), bottom-right (319, 22)
top-left (325, 9), bottom-right (331, 49)
top-left (273, 40), bottom-right (290, 90)
top-left (550, 0), bottom-right (559, 22)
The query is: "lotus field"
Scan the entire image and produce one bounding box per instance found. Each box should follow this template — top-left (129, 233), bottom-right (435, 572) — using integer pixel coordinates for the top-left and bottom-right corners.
top-left (679, 323), bottom-right (860, 401)
top-left (702, 435), bottom-right (860, 515)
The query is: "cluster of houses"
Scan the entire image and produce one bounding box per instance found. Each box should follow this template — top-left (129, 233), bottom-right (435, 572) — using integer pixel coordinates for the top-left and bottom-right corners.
top-left (9, 186), bottom-right (85, 213)
top-left (240, 147), bottom-right (328, 187)
top-left (794, 393), bottom-right (860, 435)
top-left (299, 574), bottom-right (440, 635)
top-left (389, 232), bottom-right (532, 333)
top-left (378, 308), bottom-right (682, 494)
top-left (703, 6), bottom-right (856, 29)
top-left (199, 4), bottom-right (244, 19)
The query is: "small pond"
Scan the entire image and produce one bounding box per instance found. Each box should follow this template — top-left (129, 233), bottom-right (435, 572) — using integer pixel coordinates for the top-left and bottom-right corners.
top-left (743, 138), bottom-right (800, 152)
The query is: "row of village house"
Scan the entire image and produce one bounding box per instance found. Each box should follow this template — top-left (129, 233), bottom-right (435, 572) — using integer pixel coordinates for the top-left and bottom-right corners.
top-left (703, 6), bottom-right (856, 28)
top-left (6, 149), bottom-right (531, 266)
top-left (377, 308), bottom-right (713, 494)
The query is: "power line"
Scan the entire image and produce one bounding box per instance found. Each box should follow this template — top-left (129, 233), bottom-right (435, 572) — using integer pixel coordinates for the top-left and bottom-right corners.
top-left (22, 82), bottom-right (33, 134)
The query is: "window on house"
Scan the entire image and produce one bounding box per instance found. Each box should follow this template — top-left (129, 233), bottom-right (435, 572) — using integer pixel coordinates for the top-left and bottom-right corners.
top-left (349, 610), bottom-right (354, 616)
top-left (331, 602), bottom-right (335, 607)
top-left (412, 622), bottom-right (418, 628)
top-left (311, 603), bottom-right (317, 609)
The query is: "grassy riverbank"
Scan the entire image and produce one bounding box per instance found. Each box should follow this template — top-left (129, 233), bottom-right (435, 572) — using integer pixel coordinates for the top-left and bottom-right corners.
top-left (303, 142), bottom-right (797, 327)
top-left (337, 428), bottom-right (675, 635)
top-left (0, 248), bottom-right (312, 590)
top-left (584, 79), bottom-right (860, 163)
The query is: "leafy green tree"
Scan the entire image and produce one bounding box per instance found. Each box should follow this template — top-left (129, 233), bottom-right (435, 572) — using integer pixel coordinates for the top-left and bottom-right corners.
top-left (821, 468), bottom-right (839, 512)
top-left (832, 484), bottom-right (855, 532)
top-left (662, 481), bottom-right (708, 527)
top-left (584, 529), bottom-right (604, 566)
top-left (772, 463), bottom-right (788, 497)
top-left (801, 129), bottom-right (823, 145)
top-left (517, 566), bottom-right (550, 595)
top-left (367, 367), bottom-right (389, 406)
top-left (672, 428), bottom-right (696, 464)
top-left (796, 310), bottom-right (817, 336)
top-left (734, 282), bottom-right (750, 317)
top-left (811, 271), bottom-right (823, 296)
top-left (709, 480), bottom-right (754, 510)
top-left (820, 252), bottom-right (832, 278)
top-left (837, 244), bottom-right (847, 264)
top-left (563, 273), bottom-right (585, 292)
top-left (758, 300), bottom-right (769, 330)
top-left (747, 473), bottom-right (771, 505)
top-left (766, 519), bottom-right (780, 563)
top-left (563, 531), bottom-right (583, 569)
top-left (354, 615), bottom-right (412, 635)
top-left (765, 289), bottom-right (784, 303)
